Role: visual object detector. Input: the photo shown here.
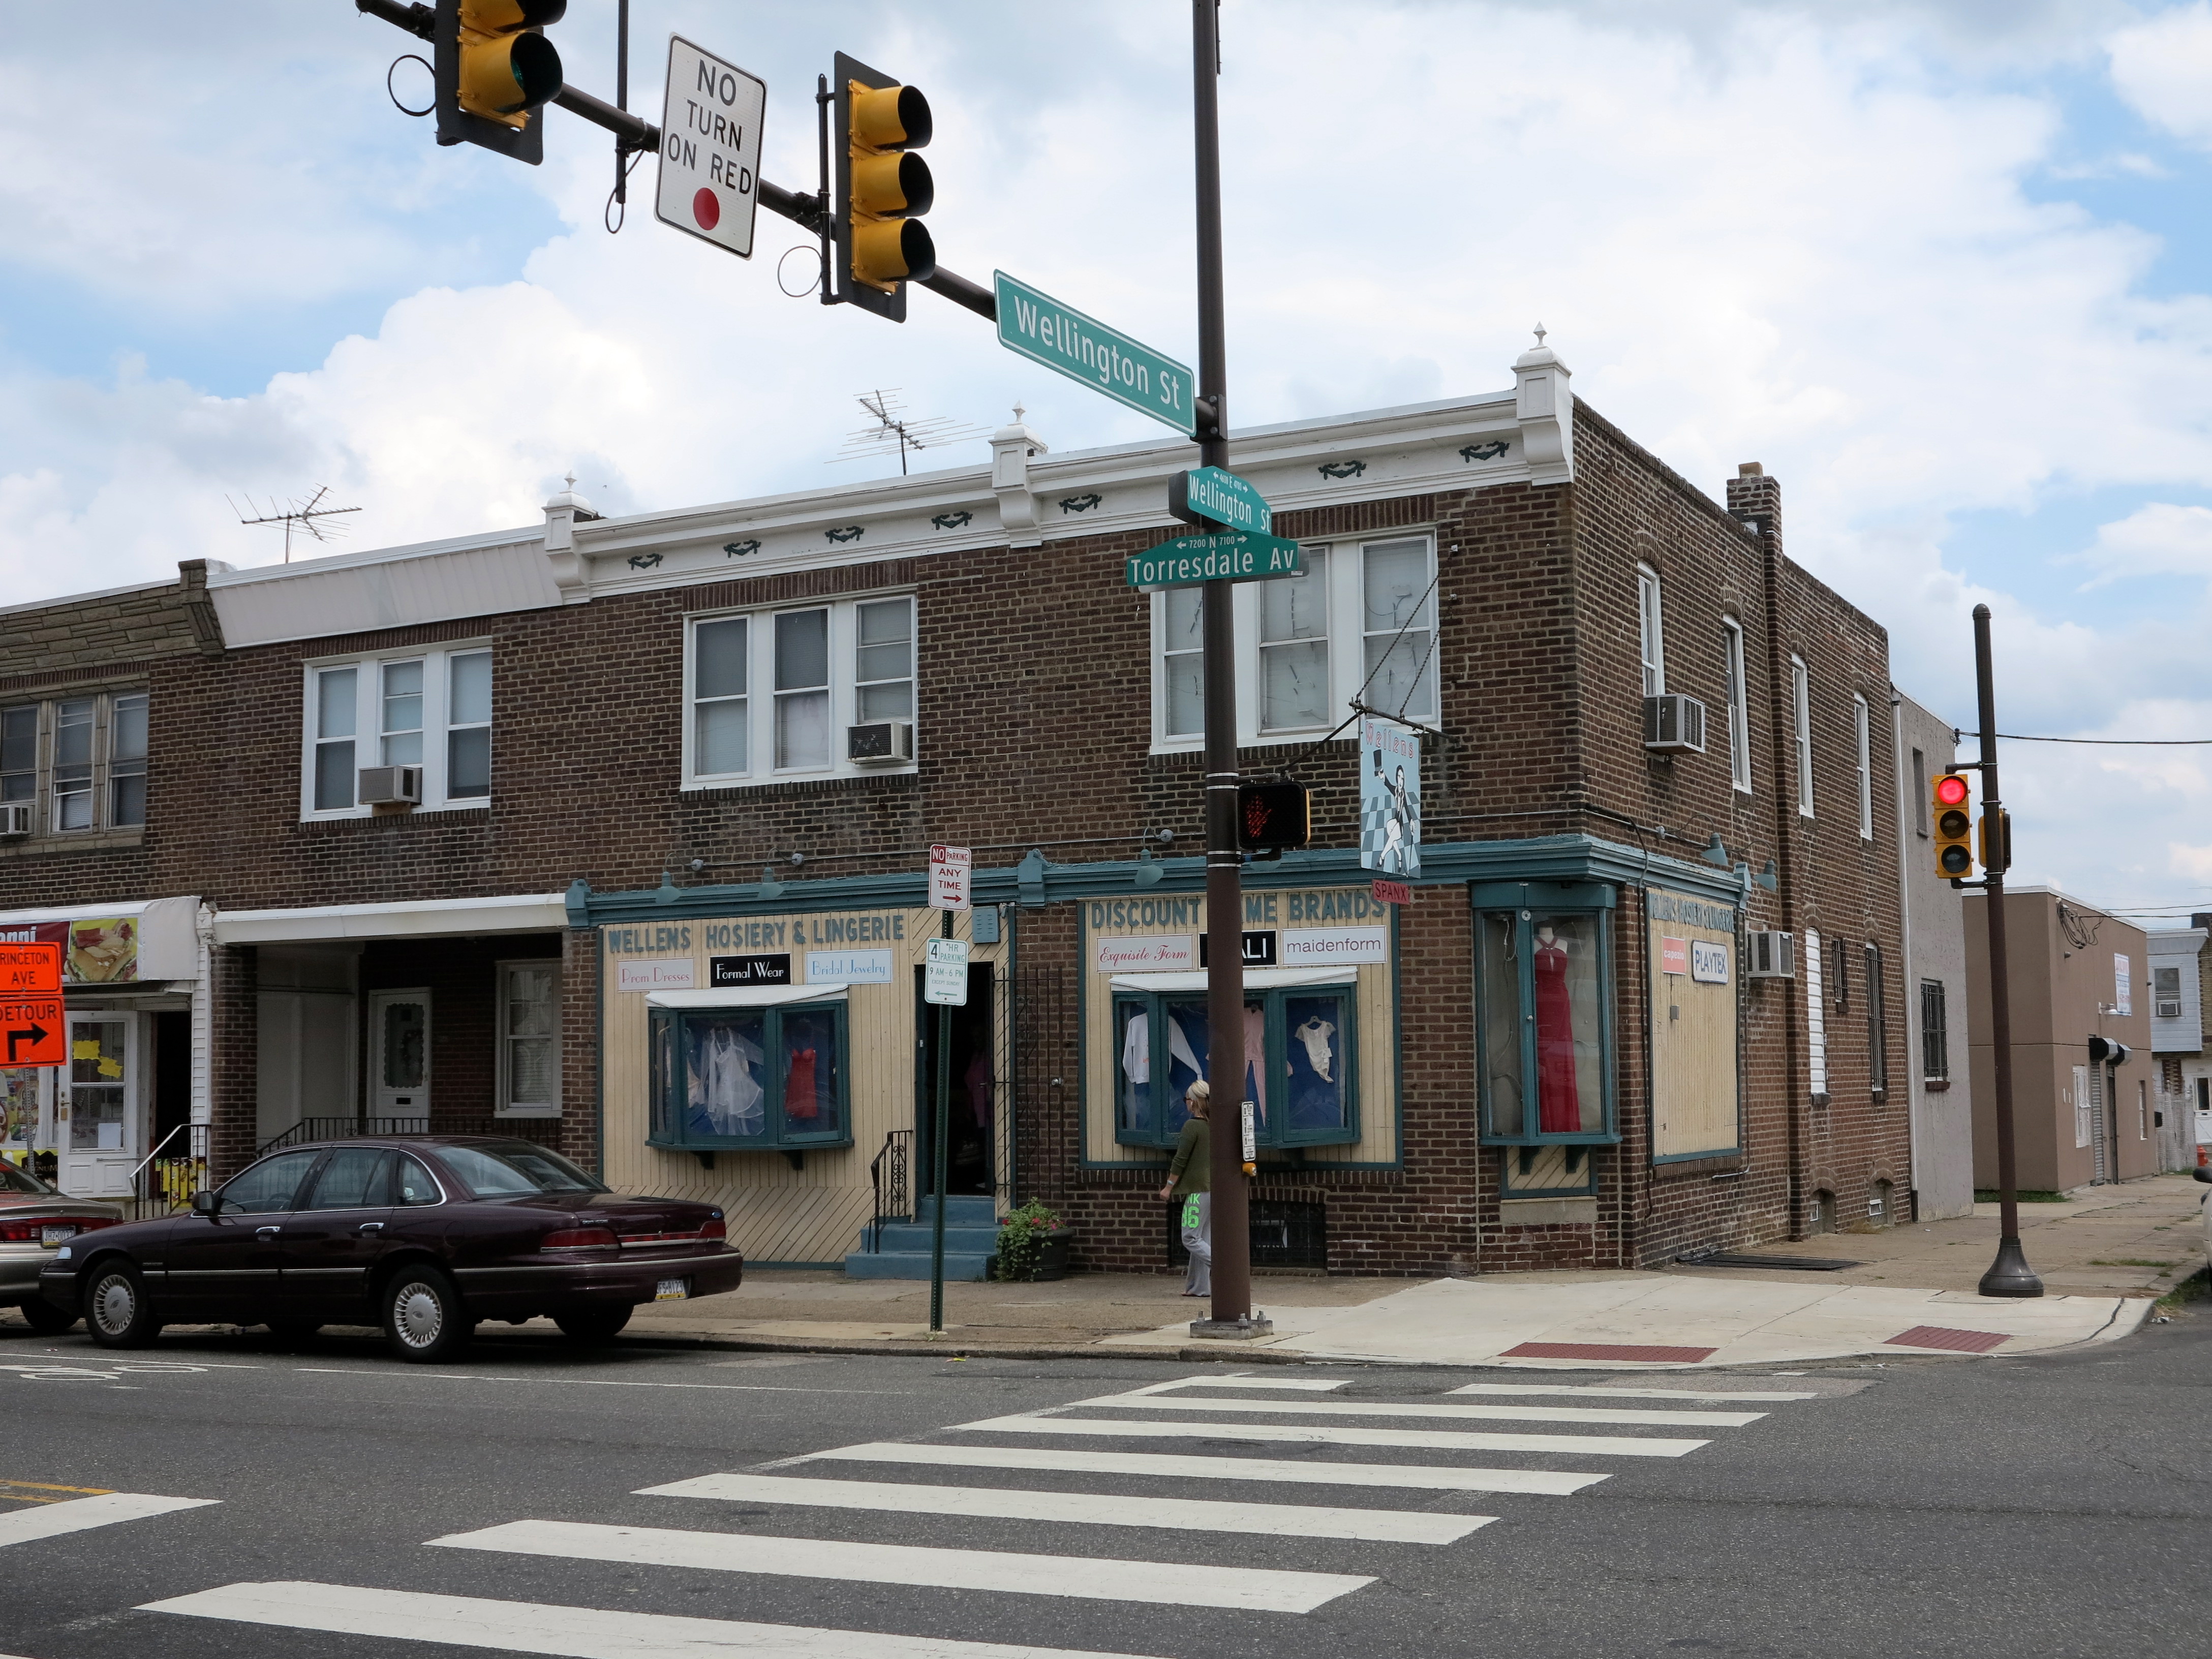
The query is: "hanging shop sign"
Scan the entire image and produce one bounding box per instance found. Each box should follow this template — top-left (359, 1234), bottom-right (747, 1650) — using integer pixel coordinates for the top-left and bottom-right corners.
top-left (1359, 717), bottom-right (1422, 878)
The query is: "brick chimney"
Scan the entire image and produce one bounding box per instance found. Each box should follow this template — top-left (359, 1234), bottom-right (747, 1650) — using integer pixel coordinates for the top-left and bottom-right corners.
top-left (1726, 460), bottom-right (1780, 546)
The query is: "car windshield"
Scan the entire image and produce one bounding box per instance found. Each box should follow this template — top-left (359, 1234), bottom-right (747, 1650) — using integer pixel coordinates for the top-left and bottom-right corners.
top-left (435, 1142), bottom-right (607, 1199)
top-left (0, 1162), bottom-right (55, 1196)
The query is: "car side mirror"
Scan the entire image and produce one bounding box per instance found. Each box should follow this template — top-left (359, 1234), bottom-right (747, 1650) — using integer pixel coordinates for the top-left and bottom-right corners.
top-left (2194, 1165), bottom-right (2211, 1185)
top-left (191, 1189), bottom-right (220, 1216)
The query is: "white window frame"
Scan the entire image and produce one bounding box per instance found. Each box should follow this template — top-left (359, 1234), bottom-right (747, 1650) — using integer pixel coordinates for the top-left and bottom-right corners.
top-left (1804, 928), bottom-right (1828, 1100)
top-left (1791, 655), bottom-right (1814, 818)
top-left (1722, 617), bottom-right (1750, 794)
top-left (495, 958), bottom-right (562, 1119)
top-left (1637, 565), bottom-right (1665, 697)
top-left (1150, 533), bottom-right (1436, 752)
top-left (1, 690), bottom-right (152, 836)
top-left (682, 594), bottom-right (917, 788)
top-left (1853, 693), bottom-right (1873, 841)
top-left (298, 643), bottom-right (492, 820)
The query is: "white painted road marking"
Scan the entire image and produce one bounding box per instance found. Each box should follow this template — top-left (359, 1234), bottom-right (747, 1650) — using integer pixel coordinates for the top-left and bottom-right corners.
top-left (952, 1414), bottom-right (1709, 1457)
top-left (1447, 1383), bottom-right (1824, 1402)
top-left (0, 1492), bottom-right (218, 1548)
top-left (429, 1518), bottom-right (1374, 1613)
top-left (289, 1367), bottom-right (896, 1395)
top-left (143, 1580), bottom-right (1173, 1658)
top-left (1059, 1394), bottom-right (1764, 1428)
top-left (642, 1471), bottom-right (1494, 1544)
top-left (1147, 1375), bottom-right (1351, 1391)
top-left (802, 1440), bottom-right (1609, 1495)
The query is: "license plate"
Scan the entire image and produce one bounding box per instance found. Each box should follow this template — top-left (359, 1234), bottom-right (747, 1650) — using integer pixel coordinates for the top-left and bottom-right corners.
top-left (40, 1225), bottom-right (76, 1246)
top-left (654, 1278), bottom-right (689, 1302)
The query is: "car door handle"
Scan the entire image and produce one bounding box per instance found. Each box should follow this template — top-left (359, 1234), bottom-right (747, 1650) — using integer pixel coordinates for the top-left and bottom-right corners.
top-left (255, 1226), bottom-right (282, 1240)
top-left (356, 1222), bottom-right (384, 1235)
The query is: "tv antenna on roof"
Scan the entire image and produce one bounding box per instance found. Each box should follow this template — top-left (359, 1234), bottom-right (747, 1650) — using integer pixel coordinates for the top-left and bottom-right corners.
top-left (833, 389), bottom-right (988, 477)
top-left (229, 484), bottom-right (361, 563)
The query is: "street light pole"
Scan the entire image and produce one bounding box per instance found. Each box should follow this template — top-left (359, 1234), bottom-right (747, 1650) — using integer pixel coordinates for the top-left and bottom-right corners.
top-left (1972, 602), bottom-right (2042, 1299)
top-left (1189, 0), bottom-right (1264, 1340)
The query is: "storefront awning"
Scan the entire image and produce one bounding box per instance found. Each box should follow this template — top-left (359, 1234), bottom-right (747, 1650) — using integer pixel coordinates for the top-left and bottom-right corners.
top-left (0, 896), bottom-right (201, 984)
top-left (212, 893), bottom-right (567, 945)
top-left (647, 984), bottom-right (850, 1010)
top-left (1110, 967), bottom-right (1357, 993)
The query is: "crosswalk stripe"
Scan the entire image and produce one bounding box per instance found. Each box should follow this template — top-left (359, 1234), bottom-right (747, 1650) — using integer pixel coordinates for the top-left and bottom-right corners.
top-left (141, 1580), bottom-right (1175, 1658)
top-left (640, 1471), bottom-right (1494, 1544)
top-left (802, 1440), bottom-right (1610, 1495)
top-left (428, 1519), bottom-right (1374, 1614)
top-left (1148, 1375), bottom-right (1350, 1392)
top-left (1446, 1384), bottom-right (1823, 1402)
top-left (0, 1492), bottom-right (218, 1548)
top-left (1059, 1395), bottom-right (1763, 1428)
top-left (949, 1414), bottom-right (1708, 1458)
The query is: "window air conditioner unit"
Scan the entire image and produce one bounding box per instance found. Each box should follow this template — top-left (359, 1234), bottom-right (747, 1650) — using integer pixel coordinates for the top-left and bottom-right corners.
top-left (2156, 999), bottom-right (2182, 1020)
top-left (0, 803), bottom-right (30, 837)
top-left (847, 720), bottom-right (913, 765)
top-left (357, 764), bottom-right (422, 806)
top-left (1746, 930), bottom-right (1796, 980)
top-left (1644, 693), bottom-right (1708, 755)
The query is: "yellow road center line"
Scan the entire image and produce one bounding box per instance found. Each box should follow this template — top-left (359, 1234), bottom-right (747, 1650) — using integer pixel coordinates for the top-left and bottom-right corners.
top-left (0, 1479), bottom-right (115, 1495)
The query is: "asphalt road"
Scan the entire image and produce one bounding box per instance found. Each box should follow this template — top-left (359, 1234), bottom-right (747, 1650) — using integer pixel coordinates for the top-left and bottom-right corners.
top-left (0, 1307), bottom-right (2206, 1658)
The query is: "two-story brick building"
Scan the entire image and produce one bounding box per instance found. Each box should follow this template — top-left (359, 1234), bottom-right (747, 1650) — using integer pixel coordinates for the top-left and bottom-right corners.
top-left (1, 337), bottom-right (1916, 1273)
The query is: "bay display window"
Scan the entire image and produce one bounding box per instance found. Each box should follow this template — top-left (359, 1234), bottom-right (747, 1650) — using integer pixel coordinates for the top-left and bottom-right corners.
top-left (685, 596), bottom-right (917, 786)
top-left (498, 960), bottom-right (561, 1118)
top-left (0, 692), bottom-right (151, 834)
top-left (303, 647), bottom-right (492, 816)
top-left (1152, 535), bottom-right (1436, 748)
top-left (648, 990), bottom-right (850, 1153)
top-left (1112, 974), bottom-right (1358, 1150)
top-left (1474, 885), bottom-right (1615, 1144)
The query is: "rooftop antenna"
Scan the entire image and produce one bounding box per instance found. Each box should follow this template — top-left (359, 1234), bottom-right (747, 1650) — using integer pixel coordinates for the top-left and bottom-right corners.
top-left (833, 389), bottom-right (989, 477)
top-left (229, 485), bottom-right (362, 564)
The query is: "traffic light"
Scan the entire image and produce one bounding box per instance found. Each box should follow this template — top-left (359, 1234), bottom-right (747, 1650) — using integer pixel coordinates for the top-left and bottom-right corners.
top-left (833, 51), bottom-right (936, 321)
top-left (1238, 780), bottom-right (1311, 854)
top-left (1932, 770), bottom-right (1974, 879)
top-left (1978, 807), bottom-right (2012, 874)
top-left (435, 0), bottom-right (565, 165)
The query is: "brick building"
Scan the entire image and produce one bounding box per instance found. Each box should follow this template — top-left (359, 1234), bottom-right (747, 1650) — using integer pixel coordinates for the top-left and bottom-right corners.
top-left (0, 336), bottom-right (1916, 1272)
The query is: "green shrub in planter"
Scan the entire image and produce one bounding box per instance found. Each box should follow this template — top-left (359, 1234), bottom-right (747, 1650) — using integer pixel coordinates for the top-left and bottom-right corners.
top-left (994, 1199), bottom-right (1072, 1281)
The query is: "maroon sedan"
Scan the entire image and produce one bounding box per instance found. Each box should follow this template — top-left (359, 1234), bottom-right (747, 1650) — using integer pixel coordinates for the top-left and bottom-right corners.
top-left (38, 1136), bottom-right (742, 1363)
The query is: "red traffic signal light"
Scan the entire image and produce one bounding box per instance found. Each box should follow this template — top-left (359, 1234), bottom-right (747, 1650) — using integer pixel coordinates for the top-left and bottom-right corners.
top-left (1932, 771), bottom-right (1975, 879)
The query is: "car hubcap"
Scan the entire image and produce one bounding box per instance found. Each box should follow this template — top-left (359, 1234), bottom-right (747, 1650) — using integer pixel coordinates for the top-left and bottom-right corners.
top-left (94, 1277), bottom-right (134, 1334)
top-left (395, 1284), bottom-right (442, 1347)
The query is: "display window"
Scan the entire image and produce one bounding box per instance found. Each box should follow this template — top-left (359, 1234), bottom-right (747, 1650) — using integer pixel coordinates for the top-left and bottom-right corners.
top-left (649, 1000), bottom-right (850, 1153)
top-left (1113, 984), bottom-right (1357, 1150)
top-left (1474, 883), bottom-right (1616, 1144)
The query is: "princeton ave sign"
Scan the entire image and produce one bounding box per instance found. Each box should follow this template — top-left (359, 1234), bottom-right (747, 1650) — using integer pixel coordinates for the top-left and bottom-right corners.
top-left (994, 272), bottom-right (1195, 432)
top-left (1127, 530), bottom-right (1304, 589)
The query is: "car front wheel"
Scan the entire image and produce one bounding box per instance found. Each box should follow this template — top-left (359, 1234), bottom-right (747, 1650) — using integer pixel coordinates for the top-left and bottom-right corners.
top-left (84, 1262), bottom-right (162, 1349)
top-left (381, 1266), bottom-right (472, 1364)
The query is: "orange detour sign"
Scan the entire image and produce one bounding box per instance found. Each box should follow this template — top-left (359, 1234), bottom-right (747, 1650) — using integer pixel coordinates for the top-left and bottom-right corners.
top-left (0, 942), bottom-right (64, 1065)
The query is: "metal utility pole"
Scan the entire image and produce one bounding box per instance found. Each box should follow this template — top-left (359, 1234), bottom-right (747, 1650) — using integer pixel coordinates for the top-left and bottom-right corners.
top-left (1972, 603), bottom-right (2042, 1298)
top-left (930, 902), bottom-right (952, 1333)
top-left (1189, 0), bottom-right (1265, 1340)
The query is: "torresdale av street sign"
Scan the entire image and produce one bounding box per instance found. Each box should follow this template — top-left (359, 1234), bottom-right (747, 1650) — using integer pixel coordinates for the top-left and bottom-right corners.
top-left (995, 272), bottom-right (1195, 432)
top-left (1126, 531), bottom-right (1304, 589)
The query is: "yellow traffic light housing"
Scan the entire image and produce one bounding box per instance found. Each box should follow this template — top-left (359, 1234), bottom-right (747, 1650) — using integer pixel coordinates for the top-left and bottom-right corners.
top-left (833, 51), bottom-right (937, 321)
top-left (1933, 770), bottom-right (1975, 880)
top-left (1978, 807), bottom-right (2012, 874)
top-left (435, 0), bottom-right (564, 164)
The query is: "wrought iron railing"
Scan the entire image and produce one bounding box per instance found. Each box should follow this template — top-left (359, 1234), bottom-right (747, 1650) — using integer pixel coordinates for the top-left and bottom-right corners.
top-left (868, 1129), bottom-right (911, 1253)
top-left (255, 1115), bottom-right (567, 1158)
top-left (125, 1126), bottom-right (203, 1220)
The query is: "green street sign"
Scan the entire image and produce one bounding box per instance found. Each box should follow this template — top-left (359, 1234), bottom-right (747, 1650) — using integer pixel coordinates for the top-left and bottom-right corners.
top-left (995, 271), bottom-right (1194, 432)
top-left (1169, 466), bottom-right (1270, 535)
top-left (1127, 531), bottom-right (1304, 589)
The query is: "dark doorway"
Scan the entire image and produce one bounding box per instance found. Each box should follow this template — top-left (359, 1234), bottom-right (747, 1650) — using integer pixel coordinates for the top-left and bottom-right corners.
top-left (915, 963), bottom-right (994, 1197)
top-left (151, 1010), bottom-right (192, 1155)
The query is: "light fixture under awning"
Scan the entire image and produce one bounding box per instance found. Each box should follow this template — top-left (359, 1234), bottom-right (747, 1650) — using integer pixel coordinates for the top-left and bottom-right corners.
top-left (1109, 967), bottom-right (1356, 994)
top-left (647, 983), bottom-right (850, 1011)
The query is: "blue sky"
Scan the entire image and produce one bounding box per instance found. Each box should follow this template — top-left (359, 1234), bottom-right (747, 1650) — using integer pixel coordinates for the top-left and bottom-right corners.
top-left (3, 1), bottom-right (2210, 915)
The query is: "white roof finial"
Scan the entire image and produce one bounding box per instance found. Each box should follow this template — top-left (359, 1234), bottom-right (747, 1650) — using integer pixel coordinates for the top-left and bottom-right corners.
top-left (1533, 322), bottom-right (1547, 347)
top-left (1012, 401), bottom-right (1026, 422)
top-left (564, 471), bottom-right (577, 490)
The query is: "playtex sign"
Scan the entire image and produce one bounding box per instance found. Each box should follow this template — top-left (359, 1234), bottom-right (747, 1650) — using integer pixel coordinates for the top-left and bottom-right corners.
top-left (1359, 717), bottom-right (1421, 878)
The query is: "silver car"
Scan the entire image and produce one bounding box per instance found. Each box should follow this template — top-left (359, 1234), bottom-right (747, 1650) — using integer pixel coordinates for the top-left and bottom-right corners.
top-left (2, 1162), bottom-right (124, 1333)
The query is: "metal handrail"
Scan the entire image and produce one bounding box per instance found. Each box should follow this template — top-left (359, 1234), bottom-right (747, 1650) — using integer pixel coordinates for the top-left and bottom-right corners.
top-left (868, 1129), bottom-right (911, 1254)
top-left (128, 1123), bottom-right (188, 1184)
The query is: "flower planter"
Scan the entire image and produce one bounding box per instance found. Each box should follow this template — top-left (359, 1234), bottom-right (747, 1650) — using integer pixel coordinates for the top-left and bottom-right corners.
top-left (996, 1231), bottom-right (1075, 1282)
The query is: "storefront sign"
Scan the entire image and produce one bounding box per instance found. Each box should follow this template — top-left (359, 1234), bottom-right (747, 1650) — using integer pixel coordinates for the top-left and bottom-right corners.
top-left (1281, 927), bottom-right (1389, 966)
top-left (0, 918), bottom-right (137, 984)
top-left (1094, 935), bottom-right (1196, 973)
top-left (1198, 930), bottom-right (1277, 968)
top-left (1371, 878), bottom-right (1411, 906)
top-left (710, 954), bottom-right (791, 987)
top-left (1692, 940), bottom-right (1731, 985)
top-left (1661, 936), bottom-right (1689, 976)
top-left (1359, 717), bottom-right (1422, 878)
top-left (805, 948), bottom-right (894, 985)
top-left (617, 959), bottom-right (697, 993)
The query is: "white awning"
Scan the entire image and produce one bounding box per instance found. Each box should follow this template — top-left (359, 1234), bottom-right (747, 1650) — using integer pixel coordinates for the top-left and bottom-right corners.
top-left (647, 983), bottom-right (850, 1010)
top-left (212, 893), bottom-right (567, 945)
top-left (0, 896), bottom-right (202, 982)
top-left (1109, 967), bottom-right (1357, 993)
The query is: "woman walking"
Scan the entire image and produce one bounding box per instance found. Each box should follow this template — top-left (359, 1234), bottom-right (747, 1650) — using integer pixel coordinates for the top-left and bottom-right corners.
top-left (1159, 1080), bottom-right (1211, 1297)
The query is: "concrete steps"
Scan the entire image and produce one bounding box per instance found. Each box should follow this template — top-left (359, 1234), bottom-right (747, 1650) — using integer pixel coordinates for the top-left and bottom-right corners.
top-left (843, 1195), bottom-right (1002, 1281)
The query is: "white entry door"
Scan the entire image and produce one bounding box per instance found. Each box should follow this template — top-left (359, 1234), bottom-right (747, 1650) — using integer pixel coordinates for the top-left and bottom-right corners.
top-left (61, 1012), bottom-right (141, 1199)
top-left (369, 989), bottom-right (431, 1120)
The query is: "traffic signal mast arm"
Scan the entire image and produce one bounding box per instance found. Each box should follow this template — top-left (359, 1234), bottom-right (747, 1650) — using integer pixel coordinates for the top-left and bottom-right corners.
top-left (355, 0), bottom-right (999, 321)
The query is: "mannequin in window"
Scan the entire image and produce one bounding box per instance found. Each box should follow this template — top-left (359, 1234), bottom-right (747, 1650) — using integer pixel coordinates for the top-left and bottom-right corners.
top-left (691, 1022), bottom-right (763, 1136)
top-left (1534, 924), bottom-right (1580, 1132)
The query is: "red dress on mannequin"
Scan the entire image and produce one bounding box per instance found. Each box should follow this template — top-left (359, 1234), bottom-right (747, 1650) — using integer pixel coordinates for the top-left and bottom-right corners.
top-left (1534, 938), bottom-right (1580, 1132)
top-left (783, 1048), bottom-right (819, 1120)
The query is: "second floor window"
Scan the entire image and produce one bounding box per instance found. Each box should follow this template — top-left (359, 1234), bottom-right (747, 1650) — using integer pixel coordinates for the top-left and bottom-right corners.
top-left (1920, 978), bottom-right (1948, 1082)
top-left (1854, 694), bottom-right (1874, 840)
top-left (304, 647), bottom-right (491, 816)
top-left (1792, 656), bottom-right (1814, 817)
top-left (686, 596), bottom-right (915, 786)
top-left (1637, 566), bottom-right (1665, 696)
top-left (1722, 618), bottom-right (1751, 792)
top-left (1, 691), bottom-right (148, 834)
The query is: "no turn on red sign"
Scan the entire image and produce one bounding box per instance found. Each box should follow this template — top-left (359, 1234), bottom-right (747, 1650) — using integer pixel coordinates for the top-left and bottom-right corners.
top-left (657, 36), bottom-right (766, 259)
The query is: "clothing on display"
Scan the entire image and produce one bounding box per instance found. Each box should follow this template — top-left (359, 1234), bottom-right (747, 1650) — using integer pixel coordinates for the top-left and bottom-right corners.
top-left (1293, 1016), bottom-right (1335, 1082)
top-left (1243, 1004), bottom-right (1268, 1125)
top-left (965, 1050), bottom-right (993, 1128)
top-left (690, 1024), bottom-right (764, 1136)
top-left (783, 1047), bottom-right (819, 1120)
top-left (1534, 931), bottom-right (1581, 1132)
top-left (1120, 1011), bottom-right (1150, 1084)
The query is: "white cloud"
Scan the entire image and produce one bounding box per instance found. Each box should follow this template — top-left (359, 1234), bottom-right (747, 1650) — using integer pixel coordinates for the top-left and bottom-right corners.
top-left (2108, 2), bottom-right (2212, 149)
top-left (2066, 500), bottom-right (2212, 586)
